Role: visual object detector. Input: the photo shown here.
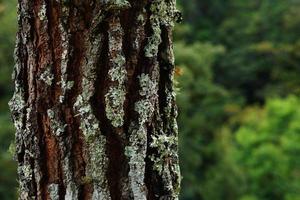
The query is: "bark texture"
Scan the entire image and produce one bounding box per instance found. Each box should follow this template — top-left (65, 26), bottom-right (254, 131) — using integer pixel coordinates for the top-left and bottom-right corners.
top-left (10, 0), bottom-right (181, 199)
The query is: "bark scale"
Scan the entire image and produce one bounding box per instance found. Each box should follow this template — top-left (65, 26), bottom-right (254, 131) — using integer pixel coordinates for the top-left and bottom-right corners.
top-left (9, 0), bottom-right (181, 199)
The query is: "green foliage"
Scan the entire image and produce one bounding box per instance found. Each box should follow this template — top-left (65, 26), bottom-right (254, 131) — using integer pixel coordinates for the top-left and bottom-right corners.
top-left (232, 96), bottom-right (300, 200)
top-left (0, 0), bottom-right (16, 93)
top-left (175, 41), bottom-right (231, 199)
top-left (0, 0), bottom-right (17, 199)
top-left (176, 0), bottom-right (300, 200)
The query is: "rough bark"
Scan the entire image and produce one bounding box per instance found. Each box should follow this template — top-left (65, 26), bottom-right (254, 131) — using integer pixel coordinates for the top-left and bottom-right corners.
top-left (9, 0), bottom-right (181, 199)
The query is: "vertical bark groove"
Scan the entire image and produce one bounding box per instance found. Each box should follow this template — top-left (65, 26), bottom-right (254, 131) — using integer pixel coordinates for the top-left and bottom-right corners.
top-left (10, 0), bottom-right (181, 199)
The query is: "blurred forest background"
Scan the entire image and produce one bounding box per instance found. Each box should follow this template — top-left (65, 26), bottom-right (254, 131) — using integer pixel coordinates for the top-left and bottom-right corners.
top-left (0, 0), bottom-right (300, 199)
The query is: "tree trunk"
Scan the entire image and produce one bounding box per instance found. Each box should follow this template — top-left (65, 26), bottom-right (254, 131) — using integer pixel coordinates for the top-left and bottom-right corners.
top-left (9, 0), bottom-right (181, 199)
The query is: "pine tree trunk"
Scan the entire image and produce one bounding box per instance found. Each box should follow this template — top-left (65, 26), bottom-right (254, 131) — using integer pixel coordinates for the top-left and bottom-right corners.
top-left (9, 0), bottom-right (181, 199)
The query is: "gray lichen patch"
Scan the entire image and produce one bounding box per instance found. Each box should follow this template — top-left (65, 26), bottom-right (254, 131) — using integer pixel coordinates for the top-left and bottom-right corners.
top-left (73, 57), bottom-right (100, 138)
top-left (134, 100), bottom-right (154, 124)
top-left (149, 89), bottom-right (181, 196)
top-left (105, 18), bottom-right (127, 128)
top-left (38, 3), bottom-right (47, 21)
top-left (10, 25), bottom-right (42, 198)
top-left (47, 108), bottom-right (67, 137)
top-left (73, 26), bottom-right (111, 198)
top-left (21, 164), bottom-right (33, 181)
top-left (39, 65), bottom-right (54, 86)
top-left (145, 19), bottom-right (161, 58)
top-left (74, 95), bottom-right (100, 139)
top-left (134, 74), bottom-right (157, 124)
top-left (138, 74), bottom-right (157, 98)
top-left (88, 136), bottom-right (108, 181)
top-left (47, 106), bottom-right (79, 199)
top-left (132, 10), bottom-right (147, 51)
top-left (75, 86), bottom-right (111, 199)
top-left (108, 55), bottom-right (126, 82)
top-left (146, 1), bottom-right (182, 193)
top-left (126, 124), bottom-right (147, 200)
top-left (105, 86), bottom-right (126, 127)
top-left (149, 134), bottom-right (177, 174)
top-left (87, 136), bottom-right (111, 199)
top-left (148, 126), bottom-right (181, 195)
top-left (102, 0), bottom-right (131, 11)
top-left (18, 107), bottom-right (44, 197)
top-left (48, 184), bottom-right (59, 200)
top-left (9, 45), bottom-right (26, 121)
top-left (67, 81), bottom-right (74, 89)
top-left (163, 88), bottom-right (177, 128)
top-left (58, 15), bottom-right (72, 103)
top-left (64, 183), bottom-right (79, 200)
top-left (8, 85), bottom-right (26, 131)
top-left (105, 54), bottom-right (127, 127)
top-left (126, 73), bottom-right (159, 200)
top-left (150, 0), bottom-right (178, 27)
top-left (144, 0), bottom-right (178, 58)
top-left (73, 34), bottom-right (102, 139)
